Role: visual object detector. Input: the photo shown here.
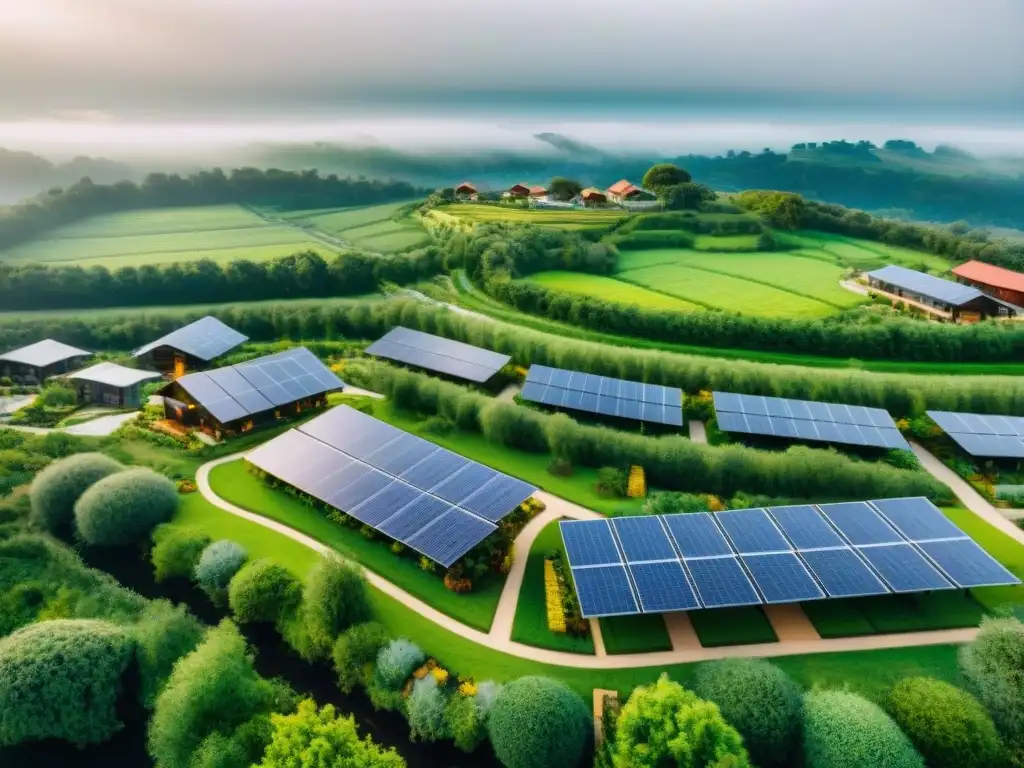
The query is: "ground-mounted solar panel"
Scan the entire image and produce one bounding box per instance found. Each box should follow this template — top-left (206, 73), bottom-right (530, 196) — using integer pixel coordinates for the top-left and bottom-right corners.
top-left (406, 510), bottom-right (498, 568)
top-left (571, 565), bottom-right (639, 617)
top-left (684, 557), bottom-right (762, 608)
top-left (663, 513), bottom-right (734, 558)
top-left (798, 548), bottom-right (890, 597)
top-left (133, 316), bottom-right (248, 361)
top-left (629, 561), bottom-right (700, 612)
top-left (767, 505), bottom-right (845, 550)
top-left (715, 509), bottom-right (792, 554)
top-left (818, 502), bottom-right (904, 546)
top-left (741, 552), bottom-right (824, 603)
top-left (856, 544), bottom-right (954, 592)
top-left (560, 519), bottom-right (621, 566)
top-left (926, 410), bottom-right (1024, 458)
top-left (365, 327), bottom-right (511, 384)
top-left (916, 539), bottom-right (1021, 588)
top-left (611, 516), bottom-right (677, 563)
top-left (870, 497), bottom-right (965, 541)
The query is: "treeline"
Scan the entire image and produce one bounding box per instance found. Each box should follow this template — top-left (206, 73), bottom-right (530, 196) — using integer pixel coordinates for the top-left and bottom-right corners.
top-left (0, 168), bottom-right (425, 251)
top-left (344, 360), bottom-right (948, 502)
top-left (618, 211), bottom-right (763, 236)
top-left (0, 248), bottom-right (444, 310)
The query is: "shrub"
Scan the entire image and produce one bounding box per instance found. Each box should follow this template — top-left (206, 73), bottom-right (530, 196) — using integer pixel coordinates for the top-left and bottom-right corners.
top-left (960, 617), bottom-right (1024, 760)
top-left (195, 540), bottom-right (248, 598)
top-left (74, 467), bottom-right (179, 546)
top-left (446, 690), bottom-right (488, 752)
top-left (133, 601), bottom-right (205, 708)
top-left (547, 456), bottom-right (574, 476)
top-left (0, 619), bottom-right (135, 747)
top-left (333, 621), bottom-right (391, 693)
top-left (803, 690), bottom-right (924, 768)
top-left (374, 639), bottom-right (425, 691)
top-left (29, 452), bottom-right (123, 536)
top-left (886, 676), bottom-right (1003, 768)
top-left (475, 680), bottom-right (503, 715)
top-left (488, 676), bottom-right (591, 768)
top-left (595, 467), bottom-right (627, 497)
top-left (228, 559), bottom-right (302, 626)
top-left (693, 658), bottom-right (802, 767)
top-left (613, 674), bottom-right (750, 768)
top-left (151, 525), bottom-right (211, 582)
top-left (296, 557), bottom-right (371, 660)
top-left (407, 676), bottom-right (452, 742)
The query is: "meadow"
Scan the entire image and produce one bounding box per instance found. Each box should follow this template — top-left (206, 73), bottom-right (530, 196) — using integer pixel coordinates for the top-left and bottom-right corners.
top-left (443, 203), bottom-right (626, 230)
top-left (777, 230), bottom-right (954, 272)
top-left (525, 270), bottom-right (701, 311)
top-left (282, 200), bottom-right (430, 253)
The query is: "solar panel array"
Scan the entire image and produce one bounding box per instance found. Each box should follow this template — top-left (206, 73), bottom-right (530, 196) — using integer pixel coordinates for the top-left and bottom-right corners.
top-left (133, 316), bottom-right (248, 361)
top-left (246, 405), bottom-right (536, 566)
top-left (522, 365), bottom-right (683, 427)
top-left (559, 497), bottom-right (1018, 617)
top-left (365, 327), bottom-right (511, 383)
top-left (173, 347), bottom-right (343, 424)
top-left (713, 391), bottom-right (909, 450)
top-left (927, 410), bottom-right (1024, 459)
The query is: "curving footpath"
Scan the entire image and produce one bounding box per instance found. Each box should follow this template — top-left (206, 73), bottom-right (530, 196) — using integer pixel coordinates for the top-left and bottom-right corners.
top-left (197, 453), bottom-right (981, 669)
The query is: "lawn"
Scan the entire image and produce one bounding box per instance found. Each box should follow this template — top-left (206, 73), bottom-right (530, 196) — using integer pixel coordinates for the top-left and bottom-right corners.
top-left (692, 234), bottom-right (762, 251)
top-left (600, 614), bottom-right (673, 654)
top-left (444, 204), bottom-right (626, 230)
top-left (525, 271), bottom-right (701, 312)
top-left (688, 606), bottom-right (778, 646)
top-left (207, 460), bottom-right (505, 632)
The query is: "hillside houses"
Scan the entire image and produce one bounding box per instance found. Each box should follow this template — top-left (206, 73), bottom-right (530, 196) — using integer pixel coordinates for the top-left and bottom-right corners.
top-left (458, 178), bottom-right (659, 209)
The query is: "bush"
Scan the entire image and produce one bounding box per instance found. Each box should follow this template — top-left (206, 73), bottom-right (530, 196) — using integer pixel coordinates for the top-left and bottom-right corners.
top-left (803, 690), bottom-right (924, 768)
top-left (29, 452), bottom-right (123, 536)
top-left (547, 456), bottom-right (574, 476)
top-left (446, 690), bottom-right (489, 752)
top-left (407, 676), bottom-right (452, 742)
top-left (595, 467), bottom-right (627, 498)
top-left (373, 639), bottom-right (425, 691)
top-left (74, 467), bottom-right (179, 546)
top-left (693, 658), bottom-right (802, 767)
top-left (195, 540), bottom-right (248, 599)
top-left (0, 619), bottom-right (135, 747)
top-left (151, 525), bottom-right (211, 582)
top-left (333, 621), bottom-right (391, 693)
top-left (296, 557), bottom-right (371, 660)
top-left (886, 676), bottom-right (1004, 768)
top-left (488, 676), bottom-right (591, 768)
top-left (133, 601), bottom-right (206, 708)
top-left (960, 617), bottom-right (1024, 760)
top-left (228, 559), bottom-right (302, 626)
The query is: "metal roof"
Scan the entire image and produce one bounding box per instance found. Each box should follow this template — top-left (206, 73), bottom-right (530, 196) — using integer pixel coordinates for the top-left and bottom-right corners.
top-left (132, 316), bottom-right (248, 362)
top-left (952, 260), bottom-right (1024, 294)
top-left (866, 265), bottom-right (984, 306)
top-left (0, 339), bottom-right (91, 368)
top-left (67, 362), bottom-right (162, 389)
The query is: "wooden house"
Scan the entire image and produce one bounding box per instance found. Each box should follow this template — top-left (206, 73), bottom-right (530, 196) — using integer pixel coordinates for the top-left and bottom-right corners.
top-left (66, 362), bottom-right (161, 409)
top-left (133, 316), bottom-right (248, 378)
top-left (504, 183), bottom-right (531, 199)
top-left (866, 265), bottom-right (1020, 322)
top-left (454, 182), bottom-right (478, 201)
top-left (606, 179), bottom-right (657, 203)
top-left (579, 188), bottom-right (608, 206)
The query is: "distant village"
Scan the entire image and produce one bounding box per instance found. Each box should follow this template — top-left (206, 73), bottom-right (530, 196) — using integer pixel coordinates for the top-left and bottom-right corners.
top-left (451, 179), bottom-right (661, 210)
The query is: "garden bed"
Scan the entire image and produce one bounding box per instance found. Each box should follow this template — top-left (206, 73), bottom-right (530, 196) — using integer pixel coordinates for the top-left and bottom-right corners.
top-left (688, 606), bottom-right (778, 647)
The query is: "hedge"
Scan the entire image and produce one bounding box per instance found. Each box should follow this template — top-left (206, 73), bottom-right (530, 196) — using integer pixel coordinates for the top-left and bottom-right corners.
top-left (74, 467), bottom-right (179, 546)
top-left (803, 690), bottom-right (924, 768)
top-left (28, 452), bottom-right (124, 537)
top-left (487, 676), bottom-right (591, 768)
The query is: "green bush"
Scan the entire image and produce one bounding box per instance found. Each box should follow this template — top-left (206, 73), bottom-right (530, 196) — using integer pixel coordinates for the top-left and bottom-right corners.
top-left (133, 601), bottom-right (205, 708)
top-left (693, 658), bottom-right (802, 767)
top-left (296, 557), bottom-right (371, 660)
top-left (333, 621), bottom-right (391, 693)
top-left (0, 619), bottom-right (135, 747)
top-left (595, 467), bottom-right (627, 498)
top-left (29, 452), bottom-right (123, 536)
top-left (886, 676), bottom-right (1004, 768)
top-left (446, 691), bottom-right (488, 753)
top-left (373, 639), bottom-right (425, 691)
top-left (488, 676), bottom-right (591, 768)
top-left (407, 676), bottom-right (452, 743)
top-left (228, 559), bottom-right (302, 626)
top-left (803, 690), bottom-right (924, 768)
top-left (960, 617), bottom-right (1024, 761)
top-left (74, 467), bottom-right (179, 546)
top-left (194, 540), bottom-right (248, 597)
top-left (151, 524), bottom-right (211, 582)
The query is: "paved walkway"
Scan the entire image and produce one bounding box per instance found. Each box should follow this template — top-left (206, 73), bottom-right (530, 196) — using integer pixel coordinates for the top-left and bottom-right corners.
top-left (688, 420), bottom-right (708, 443)
top-left (4, 411), bottom-right (139, 438)
top-left (343, 386), bottom-right (385, 400)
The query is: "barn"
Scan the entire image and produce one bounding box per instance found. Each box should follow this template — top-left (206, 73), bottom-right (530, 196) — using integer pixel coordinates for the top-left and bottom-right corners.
top-left (133, 316), bottom-right (248, 378)
top-left (952, 260), bottom-right (1024, 308)
top-left (504, 183), bottom-right (531, 199)
top-left (454, 182), bottom-right (478, 200)
top-left (865, 265), bottom-right (1020, 322)
top-left (66, 362), bottom-right (162, 409)
top-left (0, 340), bottom-right (92, 384)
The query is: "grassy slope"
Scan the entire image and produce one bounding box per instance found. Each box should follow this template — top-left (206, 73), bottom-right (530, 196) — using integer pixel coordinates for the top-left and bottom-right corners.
top-left (526, 271), bottom-right (701, 312)
top-left (443, 204), bottom-right (625, 230)
top-left (288, 200), bottom-right (429, 253)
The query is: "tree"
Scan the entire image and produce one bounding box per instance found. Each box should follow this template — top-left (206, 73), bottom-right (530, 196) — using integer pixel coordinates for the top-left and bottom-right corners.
top-left (662, 182), bottom-right (716, 210)
top-left (757, 230), bottom-right (777, 251)
top-left (694, 658), bottom-right (802, 767)
top-left (29, 452), bottom-right (123, 536)
top-left (803, 690), bottom-right (924, 768)
top-left (254, 699), bottom-right (405, 768)
top-left (960, 617), bottom-right (1024, 761)
top-left (886, 677), bottom-right (1004, 768)
top-left (133, 601), bottom-right (206, 708)
top-left (548, 177), bottom-right (583, 201)
top-left (332, 621), bottom-right (391, 693)
top-left (642, 163), bottom-right (692, 193)
top-left (151, 525), bottom-right (211, 583)
top-left (297, 557), bottom-right (371, 660)
top-left (0, 619), bottom-right (135, 747)
top-left (613, 674), bottom-right (751, 768)
top-left (74, 467), bottom-right (179, 546)
top-left (228, 559), bottom-right (302, 626)
top-left (488, 676), bottom-right (591, 768)
top-left (194, 540), bottom-right (248, 601)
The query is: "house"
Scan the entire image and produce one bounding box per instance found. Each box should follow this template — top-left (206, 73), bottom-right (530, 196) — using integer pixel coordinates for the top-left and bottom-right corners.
top-left (132, 316), bottom-right (248, 378)
top-left (0, 340), bottom-right (92, 384)
top-left (528, 185), bottom-right (548, 198)
top-left (578, 188), bottom-right (608, 206)
top-left (503, 183), bottom-right (531, 199)
top-left (606, 179), bottom-right (657, 204)
top-left (66, 362), bottom-right (162, 409)
top-left (454, 182), bottom-right (478, 201)
top-left (865, 265), bottom-right (1020, 322)
top-left (952, 260), bottom-right (1024, 308)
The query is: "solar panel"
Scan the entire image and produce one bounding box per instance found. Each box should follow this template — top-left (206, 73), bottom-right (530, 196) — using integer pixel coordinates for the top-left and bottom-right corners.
top-left (798, 548), bottom-right (890, 597)
top-left (916, 539), bottom-right (1021, 588)
top-left (663, 513), bottom-right (734, 558)
top-left (767, 505), bottom-right (845, 549)
top-left (571, 565), bottom-right (639, 617)
top-left (560, 520), bottom-right (621, 566)
top-left (405, 509), bottom-right (498, 568)
top-left (857, 544), bottom-right (955, 592)
top-left (715, 509), bottom-right (792, 554)
top-left (611, 516), bottom-right (677, 563)
top-left (133, 316), bottom-right (248, 361)
top-left (629, 561), bottom-right (700, 612)
top-left (365, 327), bottom-right (511, 384)
top-left (870, 497), bottom-right (965, 541)
top-left (818, 502), bottom-right (904, 546)
top-left (685, 557), bottom-right (762, 608)
top-left (741, 552), bottom-right (824, 603)
top-left (926, 410), bottom-right (1024, 458)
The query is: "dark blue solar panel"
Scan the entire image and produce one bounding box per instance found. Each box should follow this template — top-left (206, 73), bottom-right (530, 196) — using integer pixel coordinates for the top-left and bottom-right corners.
top-left (798, 548), bottom-right (889, 597)
top-left (916, 539), bottom-right (1021, 588)
top-left (560, 520), bottom-right (621, 566)
top-left (366, 327), bottom-right (510, 383)
top-left (378, 494), bottom-right (452, 541)
top-left (400, 450), bottom-right (470, 490)
top-left (741, 553), bottom-right (824, 603)
top-left (350, 481), bottom-right (422, 527)
top-left (684, 557), bottom-right (761, 608)
top-left (571, 565), bottom-right (639, 617)
top-left (548, 368), bottom-right (572, 388)
top-left (663, 513), bottom-right (734, 558)
top-left (525, 364), bottom-right (552, 384)
top-left (405, 510), bottom-right (497, 568)
top-left (739, 394), bottom-right (769, 416)
top-left (768, 505), bottom-right (844, 549)
top-left (871, 498), bottom-right (964, 541)
top-left (461, 475), bottom-right (536, 522)
top-left (716, 410), bottom-right (747, 433)
top-left (430, 462), bottom-right (496, 506)
top-left (520, 381), bottom-right (546, 401)
top-left (819, 502), bottom-right (904, 546)
top-left (369, 434), bottom-right (439, 475)
top-left (311, 460), bottom-right (370, 499)
top-left (619, 399), bottom-right (643, 421)
top-left (629, 561), bottom-right (700, 612)
top-left (713, 391), bottom-right (743, 413)
top-left (611, 516), bottom-right (677, 563)
top-left (745, 414), bottom-right (772, 436)
top-left (857, 544), bottom-right (954, 592)
top-left (715, 509), bottom-right (791, 553)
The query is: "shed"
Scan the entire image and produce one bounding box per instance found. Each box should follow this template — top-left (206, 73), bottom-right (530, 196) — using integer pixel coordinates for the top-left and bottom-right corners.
top-left (133, 316), bottom-right (248, 377)
top-left (0, 340), bottom-right (92, 384)
top-left (866, 265), bottom-right (1020, 322)
top-left (952, 260), bottom-right (1024, 308)
top-left (67, 362), bottom-right (162, 408)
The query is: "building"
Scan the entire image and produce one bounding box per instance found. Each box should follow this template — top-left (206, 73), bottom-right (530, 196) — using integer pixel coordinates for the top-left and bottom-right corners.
top-left (528, 185), bottom-right (548, 198)
top-left (158, 347), bottom-right (344, 439)
top-left (952, 260), bottom-right (1024, 308)
top-left (0, 340), bottom-right (92, 384)
top-left (454, 182), bottom-right (478, 200)
top-left (578, 188), bottom-right (608, 205)
top-left (133, 316), bottom-right (248, 378)
top-left (866, 265), bottom-right (1020, 322)
top-left (605, 179), bottom-right (657, 204)
top-left (503, 183), bottom-right (531, 199)
top-left (66, 362), bottom-right (162, 408)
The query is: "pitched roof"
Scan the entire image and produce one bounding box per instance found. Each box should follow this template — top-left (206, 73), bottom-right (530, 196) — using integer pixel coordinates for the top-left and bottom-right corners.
top-left (67, 362), bottom-right (162, 388)
top-left (607, 179), bottom-right (636, 196)
top-left (529, 185), bottom-right (547, 195)
top-left (132, 316), bottom-right (248, 362)
top-left (580, 187), bottom-right (607, 199)
top-left (0, 339), bottom-right (91, 368)
top-left (455, 181), bottom-right (477, 192)
top-left (952, 260), bottom-right (1024, 294)
top-left (508, 183), bottom-right (530, 192)
top-left (866, 265), bottom-right (984, 306)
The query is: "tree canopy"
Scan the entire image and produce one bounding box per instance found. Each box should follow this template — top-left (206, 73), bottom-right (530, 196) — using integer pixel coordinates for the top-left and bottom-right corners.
top-left (487, 676), bottom-right (592, 768)
top-left (548, 177), bottom-right (583, 201)
top-left (642, 163), bottom-right (692, 192)
top-left (74, 467), bottom-right (179, 546)
top-left (297, 558), bottom-right (371, 661)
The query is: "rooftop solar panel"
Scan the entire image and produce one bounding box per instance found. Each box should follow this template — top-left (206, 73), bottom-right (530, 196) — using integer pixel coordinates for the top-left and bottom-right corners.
top-left (663, 513), bottom-right (734, 558)
top-left (870, 497), bottom-right (965, 541)
top-left (133, 316), bottom-right (248, 361)
top-left (365, 327), bottom-right (510, 384)
top-left (798, 548), bottom-right (890, 597)
top-left (629, 561), bottom-right (700, 612)
top-left (857, 544), bottom-right (955, 592)
top-left (916, 539), bottom-right (1021, 588)
top-left (767, 505), bottom-right (845, 550)
top-left (715, 509), bottom-right (792, 554)
top-left (685, 557), bottom-right (762, 608)
top-left (571, 565), bottom-right (639, 617)
top-left (560, 520), bottom-right (622, 566)
top-left (741, 552), bottom-right (824, 603)
top-left (818, 502), bottom-right (904, 546)
top-left (611, 516), bottom-right (678, 563)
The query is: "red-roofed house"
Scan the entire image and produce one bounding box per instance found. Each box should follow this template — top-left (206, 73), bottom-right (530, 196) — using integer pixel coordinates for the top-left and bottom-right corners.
top-left (578, 188), bottom-right (608, 205)
top-left (503, 183), bottom-right (531, 199)
top-left (454, 182), bottom-right (478, 200)
top-left (606, 179), bottom-right (657, 204)
top-left (529, 185), bottom-right (548, 198)
top-left (952, 260), bottom-right (1024, 308)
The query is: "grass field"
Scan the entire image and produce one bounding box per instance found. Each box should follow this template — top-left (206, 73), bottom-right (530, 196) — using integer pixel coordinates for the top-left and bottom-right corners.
top-left (692, 233), bottom-right (762, 251)
top-left (284, 201), bottom-right (430, 253)
top-left (444, 204), bottom-right (626, 230)
top-left (776, 231), bottom-right (953, 273)
top-left (0, 205), bottom-right (338, 267)
top-left (525, 271), bottom-right (701, 311)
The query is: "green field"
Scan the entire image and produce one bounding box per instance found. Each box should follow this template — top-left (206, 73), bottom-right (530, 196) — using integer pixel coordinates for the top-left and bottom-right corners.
top-left (526, 271), bottom-right (701, 311)
top-left (284, 201), bottom-right (430, 253)
top-left (443, 203), bottom-right (626, 230)
top-left (692, 233), bottom-right (762, 251)
top-left (777, 230), bottom-right (953, 273)
top-left (0, 205), bottom-right (338, 267)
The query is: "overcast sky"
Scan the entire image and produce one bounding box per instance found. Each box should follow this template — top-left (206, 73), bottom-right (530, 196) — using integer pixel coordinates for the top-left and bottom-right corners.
top-left (2, 0), bottom-right (1023, 120)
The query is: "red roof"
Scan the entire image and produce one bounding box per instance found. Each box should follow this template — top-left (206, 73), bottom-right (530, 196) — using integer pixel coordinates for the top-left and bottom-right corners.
top-left (507, 183), bottom-right (530, 193)
top-left (455, 182), bottom-right (477, 192)
top-left (607, 179), bottom-right (635, 196)
top-left (952, 260), bottom-right (1024, 294)
top-left (529, 185), bottom-right (547, 195)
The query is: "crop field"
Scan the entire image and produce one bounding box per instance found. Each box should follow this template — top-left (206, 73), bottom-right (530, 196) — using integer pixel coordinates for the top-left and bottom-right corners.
top-left (444, 203), bottom-right (626, 230)
top-left (692, 233), bottom-right (762, 251)
top-left (525, 270), bottom-right (701, 311)
top-left (0, 204), bottom-right (337, 268)
top-left (285, 200), bottom-right (429, 253)
top-left (777, 231), bottom-right (953, 273)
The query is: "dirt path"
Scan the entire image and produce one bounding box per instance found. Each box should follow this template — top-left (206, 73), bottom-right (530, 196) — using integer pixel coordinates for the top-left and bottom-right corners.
top-left (688, 420), bottom-right (708, 443)
top-left (496, 383), bottom-right (520, 403)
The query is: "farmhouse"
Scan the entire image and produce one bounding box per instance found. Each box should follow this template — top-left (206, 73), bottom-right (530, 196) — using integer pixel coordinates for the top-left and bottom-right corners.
top-left (158, 346), bottom-right (343, 439)
top-left (865, 265), bottom-right (1020, 322)
top-left (503, 183), bottom-right (531, 199)
top-left (606, 179), bottom-right (656, 204)
top-left (133, 316), bottom-right (248, 378)
top-left (578, 188), bottom-right (608, 205)
top-left (528, 185), bottom-right (548, 198)
top-left (0, 340), bottom-right (92, 384)
top-left (454, 182), bottom-right (478, 200)
top-left (66, 362), bottom-right (161, 409)
top-left (952, 260), bottom-right (1024, 308)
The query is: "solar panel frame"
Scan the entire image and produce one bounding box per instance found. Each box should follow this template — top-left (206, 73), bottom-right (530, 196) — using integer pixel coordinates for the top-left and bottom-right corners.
top-left (870, 497), bottom-right (966, 542)
top-left (560, 519), bottom-right (622, 567)
top-left (662, 512), bottom-right (735, 558)
top-left (611, 516), bottom-right (678, 563)
top-left (856, 543), bottom-right (956, 592)
top-left (767, 505), bottom-right (845, 550)
top-left (715, 509), bottom-right (792, 554)
top-left (818, 501), bottom-right (905, 546)
top-left (684, 556), bottom-right (763, 608)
